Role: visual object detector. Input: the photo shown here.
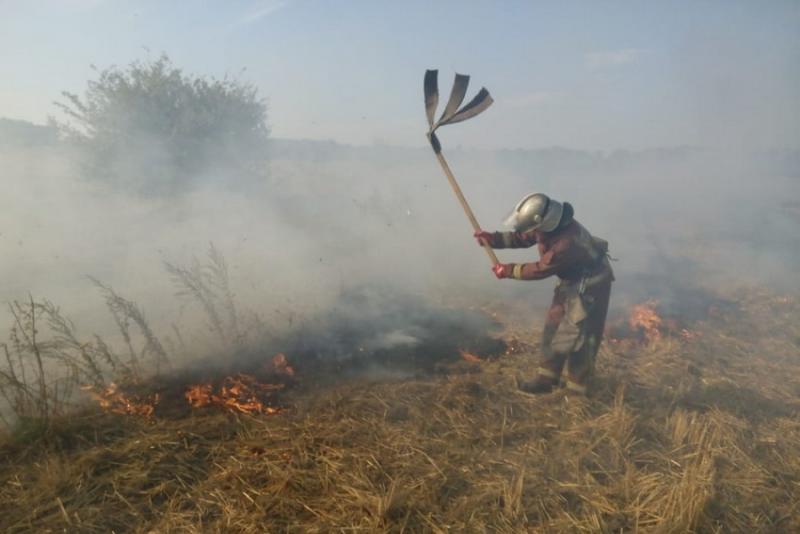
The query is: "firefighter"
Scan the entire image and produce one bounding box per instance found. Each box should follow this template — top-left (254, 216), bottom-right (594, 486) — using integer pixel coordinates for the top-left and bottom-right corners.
top-left (475, 193), bottom-right (614, 395)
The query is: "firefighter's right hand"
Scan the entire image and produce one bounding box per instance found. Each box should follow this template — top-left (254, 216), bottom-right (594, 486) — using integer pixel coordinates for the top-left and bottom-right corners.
top-left (492, 263), bottom-right (513, 279)
top-left (474, 230), bottom-right (493, 246)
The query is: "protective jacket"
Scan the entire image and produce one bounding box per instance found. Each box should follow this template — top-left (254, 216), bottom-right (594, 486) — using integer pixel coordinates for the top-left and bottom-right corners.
top-left (484, 219), bottom-right (612, 284)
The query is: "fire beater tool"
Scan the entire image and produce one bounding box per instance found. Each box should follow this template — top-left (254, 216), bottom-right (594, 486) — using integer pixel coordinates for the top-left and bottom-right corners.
top-left (424, 69), bottom-right (497, 265)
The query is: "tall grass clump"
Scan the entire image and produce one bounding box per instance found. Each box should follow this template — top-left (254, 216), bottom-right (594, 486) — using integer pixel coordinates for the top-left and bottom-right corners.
top-left (0, 244), bottom-right (253, 440)
top-left (164, 242), bottom-right (250, 349)
top-left (89, 277), bottom-right (171, 375)
top-left (0, 297), bottom-right (107, 438)
top-left (0, 281), bottom-right (171, 438)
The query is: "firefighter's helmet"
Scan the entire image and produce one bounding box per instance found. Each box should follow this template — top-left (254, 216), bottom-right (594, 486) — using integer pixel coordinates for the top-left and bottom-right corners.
top-left (503, 193), bottom-right (564, 233)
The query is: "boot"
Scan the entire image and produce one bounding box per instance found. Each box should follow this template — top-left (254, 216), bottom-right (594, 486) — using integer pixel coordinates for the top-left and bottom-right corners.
top-left (518, 376), bottom-right (557, 394)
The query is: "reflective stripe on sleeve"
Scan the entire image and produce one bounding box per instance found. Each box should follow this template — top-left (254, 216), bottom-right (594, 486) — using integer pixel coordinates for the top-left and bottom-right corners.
top-left (512, 264), bottom-right (523, 279)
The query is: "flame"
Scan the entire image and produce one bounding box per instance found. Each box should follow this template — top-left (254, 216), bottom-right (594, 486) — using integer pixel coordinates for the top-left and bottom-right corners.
top-left (86, 353), bottom-right (295, 418)
top-left (185, 373), bottom-right (284, 415)
top-left (459, 349), bottom-right (482, 362)
top-left (83, 383), bottom-right (159, 417)
top-left (629, 300), bottom-right (662, 343)
top-left (271, 352), bottom-right (295, 377)
top-left (185, 383), bottom-right (214, 408)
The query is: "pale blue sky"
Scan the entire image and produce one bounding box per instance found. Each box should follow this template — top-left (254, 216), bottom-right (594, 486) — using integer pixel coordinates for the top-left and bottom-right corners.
top-left (1, 0), bottom-right (798, 150)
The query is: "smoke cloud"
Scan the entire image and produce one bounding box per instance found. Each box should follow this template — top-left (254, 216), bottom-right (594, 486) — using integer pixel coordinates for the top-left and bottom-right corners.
top-left (1, 102), bottom-right (798, 371)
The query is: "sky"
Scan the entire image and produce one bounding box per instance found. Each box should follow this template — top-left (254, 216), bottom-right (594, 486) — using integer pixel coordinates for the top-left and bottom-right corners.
top-left (1, 0), bottom-right (798, 150)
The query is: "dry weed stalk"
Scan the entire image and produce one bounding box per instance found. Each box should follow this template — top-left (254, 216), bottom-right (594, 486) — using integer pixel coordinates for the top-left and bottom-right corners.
top-left (0, 297), bottom-right (109, 429)
top-left (90, 277), bottom-right (170, 376)
top-left (164, 242), bottom-right (243, 348)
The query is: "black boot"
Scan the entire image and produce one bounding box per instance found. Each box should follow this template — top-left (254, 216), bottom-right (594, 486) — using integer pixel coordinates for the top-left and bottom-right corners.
top-left (518, 377), bottom-right (556, 394)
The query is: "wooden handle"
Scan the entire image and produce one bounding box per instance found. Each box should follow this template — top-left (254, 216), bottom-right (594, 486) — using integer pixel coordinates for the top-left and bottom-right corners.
top-left (434, 151), bottom-right (499, 266)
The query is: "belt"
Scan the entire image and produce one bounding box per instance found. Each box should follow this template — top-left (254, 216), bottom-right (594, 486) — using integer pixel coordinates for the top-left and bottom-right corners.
top-left (558, 258), bottom-right (614, 294)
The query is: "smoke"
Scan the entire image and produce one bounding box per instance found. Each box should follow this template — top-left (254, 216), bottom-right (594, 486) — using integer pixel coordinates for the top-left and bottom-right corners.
top-left (1, 113), bottom-right (798, 375)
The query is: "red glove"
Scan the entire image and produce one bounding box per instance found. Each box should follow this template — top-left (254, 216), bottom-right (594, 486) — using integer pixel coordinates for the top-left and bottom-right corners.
top-left (492, 263), bottom-right (513, 279)
top-left (474, 230), bottom-right (494, 246)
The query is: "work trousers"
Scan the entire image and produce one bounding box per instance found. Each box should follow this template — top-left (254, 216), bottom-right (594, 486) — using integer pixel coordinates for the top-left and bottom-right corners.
top-left (537, 278), bottom-right (612, 394)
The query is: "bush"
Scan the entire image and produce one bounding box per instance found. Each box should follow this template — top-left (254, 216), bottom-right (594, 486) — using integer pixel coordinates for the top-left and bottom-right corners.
top-left (53, 54), bottom-right (270, 196)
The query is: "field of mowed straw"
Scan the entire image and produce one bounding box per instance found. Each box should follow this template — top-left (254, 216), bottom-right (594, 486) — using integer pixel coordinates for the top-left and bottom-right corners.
top-left (1, 287), bottom-right (799, 533)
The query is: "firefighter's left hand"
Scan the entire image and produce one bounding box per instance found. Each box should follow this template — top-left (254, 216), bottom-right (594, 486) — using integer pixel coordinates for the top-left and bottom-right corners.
top-left (474, 230), bottom-right (494, 246)
top-left (492, 263), bottom-right (513, 279)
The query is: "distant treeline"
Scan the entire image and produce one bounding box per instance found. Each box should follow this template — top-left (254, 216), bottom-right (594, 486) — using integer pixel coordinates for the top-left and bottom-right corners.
top-left (0, 118), bottom-right (58, 147)
top-left (268, 138), bottom-right (800, 179)
top-left (4, 120), bottom-right (798, 181)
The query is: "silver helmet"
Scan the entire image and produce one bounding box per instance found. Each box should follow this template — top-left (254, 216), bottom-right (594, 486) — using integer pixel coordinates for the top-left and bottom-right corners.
top-left (503, 193), bottom-right (564, 233)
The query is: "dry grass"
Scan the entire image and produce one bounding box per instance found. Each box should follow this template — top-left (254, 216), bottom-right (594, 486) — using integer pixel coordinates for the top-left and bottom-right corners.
top-left (1, 288), bottom-right (798, 532)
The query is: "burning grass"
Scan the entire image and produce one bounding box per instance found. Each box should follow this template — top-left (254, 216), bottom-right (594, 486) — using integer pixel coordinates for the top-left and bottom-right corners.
top-left (1, 287), bottom-right (799, 532)
top-left (184, 374), bottom-right (285, 415)
top-left (81, 382), bottom-right (160, 418)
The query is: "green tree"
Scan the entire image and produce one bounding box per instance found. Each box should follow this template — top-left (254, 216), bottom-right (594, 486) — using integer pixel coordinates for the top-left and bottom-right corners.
top-left (53, 55), bottom-right (269, 195)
